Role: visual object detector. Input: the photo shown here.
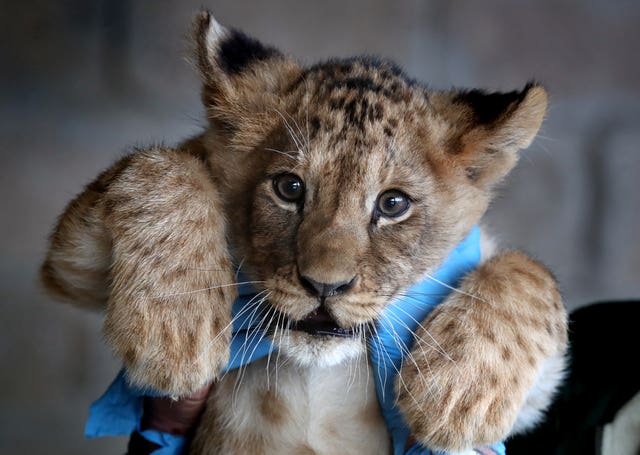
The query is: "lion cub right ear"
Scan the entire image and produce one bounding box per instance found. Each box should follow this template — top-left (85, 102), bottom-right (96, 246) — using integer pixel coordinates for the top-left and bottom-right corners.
top-left (192, 11), bottom-right (301, 134)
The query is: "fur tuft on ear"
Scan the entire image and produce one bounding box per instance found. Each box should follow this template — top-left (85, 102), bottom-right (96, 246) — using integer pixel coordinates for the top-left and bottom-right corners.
top-left (194, 11), bottom-right (280, 79)
top-left (497, 83), bottom-right (547, 150)
top-left (431, 83), bottom-right (548, 187)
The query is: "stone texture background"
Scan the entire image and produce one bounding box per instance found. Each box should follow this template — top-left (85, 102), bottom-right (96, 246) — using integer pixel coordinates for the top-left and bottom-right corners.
top-left (1, 0), bottom-right (638, 453)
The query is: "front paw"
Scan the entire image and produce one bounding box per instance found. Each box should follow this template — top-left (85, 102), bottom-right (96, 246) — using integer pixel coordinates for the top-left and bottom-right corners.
top-left (104, 284), bottom-right (235, 397)
top-left (396, 252), bottom-right (567, 452)
top-left (396, 303), bottom-right (521, 451)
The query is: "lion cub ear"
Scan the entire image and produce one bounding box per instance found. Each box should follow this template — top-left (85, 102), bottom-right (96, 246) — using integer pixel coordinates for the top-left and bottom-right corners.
top-left (431, 83), bottom-right (548, 188)
top-left (192, 11), bottom-right (301, 131)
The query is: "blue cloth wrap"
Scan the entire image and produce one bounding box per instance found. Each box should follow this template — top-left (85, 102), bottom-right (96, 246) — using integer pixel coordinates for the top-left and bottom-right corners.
top-left (85, 226), bottom-right (505, 454)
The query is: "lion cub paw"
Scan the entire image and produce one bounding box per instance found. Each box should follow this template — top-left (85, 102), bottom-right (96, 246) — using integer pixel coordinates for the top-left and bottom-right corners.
top-left (118, 318), bottom-right (232, 397)
top-left (104, 277), bottom-right (236, 397)
top-left (397, 252), bottom-right (567, 452)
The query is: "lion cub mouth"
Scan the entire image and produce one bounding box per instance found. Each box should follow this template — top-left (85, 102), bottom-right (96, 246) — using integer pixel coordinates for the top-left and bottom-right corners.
top-left (285, 307), bottom-right (357, 338)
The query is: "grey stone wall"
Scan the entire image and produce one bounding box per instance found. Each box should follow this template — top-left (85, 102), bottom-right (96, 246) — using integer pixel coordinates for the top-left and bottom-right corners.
top-left (1, 0), bottom-right (638, 453)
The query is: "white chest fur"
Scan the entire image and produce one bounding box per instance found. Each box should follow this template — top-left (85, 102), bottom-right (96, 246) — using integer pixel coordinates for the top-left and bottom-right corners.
top-left (200, 350), bottom-right (391, 455)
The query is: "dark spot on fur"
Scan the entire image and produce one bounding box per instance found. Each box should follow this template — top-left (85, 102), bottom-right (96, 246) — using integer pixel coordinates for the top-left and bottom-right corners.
top-left (527, 354), bottom-right (537, 367)
top-left (488, 397), bottom-right (511, 425)
top-left (449, 334), bottom-right (466, 353)
top-left (373, 103), bottom-right (384, 120)
top-left (218, 29), bottom-right (279, 75)
top-left (330, 97), bottom-right (346, 111)
top-left (482, 328), bottom-right (497, 342)
top-left (466, 167), bottom-right (481, 182)
top-left (343, 77), bottom-right (381, 93)
top-left (446, 135), bottom-right (464, 155)
top-left (458, 399), bottom-right (473, 415)
top-left (453, 83), bottom-right (535, 125)
top-left (515, 333), bottom-right (527, 349)
top-left (310, 116), bottom-right (321, 134)
top-left (344, 98), bottom-right (358, 123)
top-left (443, 320), bottom-right (457, 333)
top-left (123, 348), bottom-right (136, 365)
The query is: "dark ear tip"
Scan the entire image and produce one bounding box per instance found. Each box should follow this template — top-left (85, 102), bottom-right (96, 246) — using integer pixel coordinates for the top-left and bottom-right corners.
top-left (524, 80), bottom-right (543, 89)
top-left (193, 10), bottom-right (211, 45)
top-left (523, 80), bottom-right (548, 98)
top-left (195, 9), bottom-right (211, 27)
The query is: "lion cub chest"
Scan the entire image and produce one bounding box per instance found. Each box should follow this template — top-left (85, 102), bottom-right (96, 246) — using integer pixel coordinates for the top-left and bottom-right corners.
top-left (195, 354), bottom-right (390, 455)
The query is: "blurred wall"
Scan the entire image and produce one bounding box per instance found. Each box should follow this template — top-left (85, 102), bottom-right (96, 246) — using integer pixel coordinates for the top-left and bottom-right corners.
top-left (1, 0), bottom-right (638, 453)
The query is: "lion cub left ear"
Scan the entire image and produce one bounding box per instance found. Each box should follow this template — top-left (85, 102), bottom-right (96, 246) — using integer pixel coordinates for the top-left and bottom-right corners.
top-left (192, 11), bottom-right (302, 131)
top-left (432, 83), bottom-right (548, 188)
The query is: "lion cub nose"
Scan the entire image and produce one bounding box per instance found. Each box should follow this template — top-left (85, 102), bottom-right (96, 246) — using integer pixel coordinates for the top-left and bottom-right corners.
top-left (298, 275), bottom-right (356, 298)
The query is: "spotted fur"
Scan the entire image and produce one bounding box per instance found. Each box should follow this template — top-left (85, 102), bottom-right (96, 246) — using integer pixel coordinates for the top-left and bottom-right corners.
top-left (41, 11), bottom-right (568, 454)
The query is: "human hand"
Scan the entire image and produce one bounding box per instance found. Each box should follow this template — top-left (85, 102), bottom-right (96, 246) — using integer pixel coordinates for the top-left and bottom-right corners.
top-left (126, 385), bottom-right (212, 455)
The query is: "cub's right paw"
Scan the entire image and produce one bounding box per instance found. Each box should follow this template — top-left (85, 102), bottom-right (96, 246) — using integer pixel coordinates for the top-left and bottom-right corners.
top-left (104, 278), bottom-right (236, 397)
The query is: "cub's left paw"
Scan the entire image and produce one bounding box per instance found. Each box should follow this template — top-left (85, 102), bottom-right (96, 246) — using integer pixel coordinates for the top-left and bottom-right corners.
top-left (396, 252), bottom-right (567, 452)
top-left (396, 303), bottom-right (524, 452)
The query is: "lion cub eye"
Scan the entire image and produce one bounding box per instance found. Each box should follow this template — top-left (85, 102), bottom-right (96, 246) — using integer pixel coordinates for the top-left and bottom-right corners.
top-left (376, 190), bottom-right (411, 218)
top-left (273, 173), bottom-right (305, 203)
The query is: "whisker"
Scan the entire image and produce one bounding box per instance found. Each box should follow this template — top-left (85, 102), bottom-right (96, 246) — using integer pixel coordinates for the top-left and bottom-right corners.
top-left (193, 289), bottom-right (270, 366)
top-left (385, 299), bottom-right (456, 363)
top-left (215, 291), bottom-right (271, 373)
top-left (377, 314), bottom-right (436, 398)
top-left (395, 291), bottom-right (451, 299)
top-left (271, 108), bottom-right (305, 156)
top-left (234, 298), bottom-right (275, 401)
top-left (372, 321), bottom-right (433, 418)
top-left (264, 147), bottom-right (299, 160)
top-left (228, 294), bottom-right (273, 404)
top-left (234, 257), bottom-right (246, 281)
top-left (304, 81), bottom-right (311, 155)
top-left (382, 311), bottom-right (455, 399)
top-left (369, 324), bottom-right (390, 402)
top-left (151, 280), bottom-right (266, 298)
top-left (362, 325), bottom-right (370, 403)
top-left (386, 292), bottom-right (478, 325)
top-left (262, 306), bottom-right (279, 390)
top-left (181, 267), bottom-right (246, 273)
top-left (283, 110), bottom-right (308, 156)
top-left (422, 274), bottom-right (487, 303)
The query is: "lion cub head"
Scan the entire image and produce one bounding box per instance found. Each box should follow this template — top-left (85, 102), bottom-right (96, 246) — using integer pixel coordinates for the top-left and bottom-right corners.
top-left (193, 12), bottom-right (547, 364)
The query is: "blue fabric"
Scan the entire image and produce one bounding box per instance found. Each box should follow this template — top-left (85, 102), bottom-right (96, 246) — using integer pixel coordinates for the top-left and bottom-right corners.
top-left (86, 225), bottom-right (504, 454)
top-left (405, 441), bottom-right (506, 455)
top-left (368, 227), bottom-right (485, 455)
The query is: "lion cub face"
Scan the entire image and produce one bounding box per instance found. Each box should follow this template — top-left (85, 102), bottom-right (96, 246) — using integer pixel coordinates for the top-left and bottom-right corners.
top-left (195, 13), bottom-right (547, 363)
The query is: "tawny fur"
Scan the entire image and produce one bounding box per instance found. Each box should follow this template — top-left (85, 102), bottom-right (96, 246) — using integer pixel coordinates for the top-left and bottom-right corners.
top-left (41, 11), bottom-right (568, 454)
top-left (191, 353), bottom-right (390, 455)
top-left (397, 252), bottom-right (567, 452)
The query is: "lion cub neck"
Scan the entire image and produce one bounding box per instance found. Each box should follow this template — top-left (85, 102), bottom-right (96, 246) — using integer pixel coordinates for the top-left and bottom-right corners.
top-left (194, 353), bottom-right (390, 455)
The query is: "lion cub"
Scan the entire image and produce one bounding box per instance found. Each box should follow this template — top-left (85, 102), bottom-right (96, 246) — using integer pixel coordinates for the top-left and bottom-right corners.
top-left (41, 11), bottom-right (567, 455)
